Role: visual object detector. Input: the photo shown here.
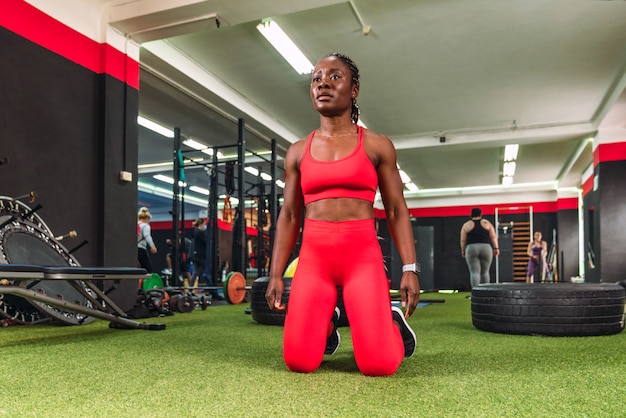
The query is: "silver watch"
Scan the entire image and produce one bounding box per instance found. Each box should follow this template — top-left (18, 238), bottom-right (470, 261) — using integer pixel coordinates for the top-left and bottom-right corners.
top-left (402, 263), bottom-right (420, 274)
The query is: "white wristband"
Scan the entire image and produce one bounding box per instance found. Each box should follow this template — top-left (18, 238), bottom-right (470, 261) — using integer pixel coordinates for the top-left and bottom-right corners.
top-left (402, 263), bottom-right (420, 274)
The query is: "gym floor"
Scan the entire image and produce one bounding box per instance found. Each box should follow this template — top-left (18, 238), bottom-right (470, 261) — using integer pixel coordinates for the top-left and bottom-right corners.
top-left (2, 291), bottom-right (625, 417)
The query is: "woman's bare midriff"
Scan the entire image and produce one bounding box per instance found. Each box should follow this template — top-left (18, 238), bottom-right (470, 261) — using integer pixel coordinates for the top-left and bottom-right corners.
top-left (304, 198), bottom-right (374, 221)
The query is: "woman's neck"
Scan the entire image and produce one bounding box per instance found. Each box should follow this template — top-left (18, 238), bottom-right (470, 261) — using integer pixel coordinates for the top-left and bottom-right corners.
top-left (317, 117), bottom-right (356, 137)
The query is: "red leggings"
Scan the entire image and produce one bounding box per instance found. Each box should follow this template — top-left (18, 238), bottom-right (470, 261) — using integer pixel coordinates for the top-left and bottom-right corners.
top-left (284, 219), bottom-right (404, 376)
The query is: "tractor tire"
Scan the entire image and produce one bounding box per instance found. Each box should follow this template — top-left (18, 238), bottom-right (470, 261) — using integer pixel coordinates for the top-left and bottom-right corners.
top-left (471, 283), bottom-right (625, 336)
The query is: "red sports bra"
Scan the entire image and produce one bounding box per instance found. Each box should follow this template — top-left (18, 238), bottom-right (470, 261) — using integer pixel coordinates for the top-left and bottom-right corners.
top-left (300, 125), bottom-right (378, 205)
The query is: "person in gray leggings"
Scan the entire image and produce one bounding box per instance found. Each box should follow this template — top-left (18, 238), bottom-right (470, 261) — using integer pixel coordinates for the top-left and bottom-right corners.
top-left (460, 208), bottom-right (500, 288)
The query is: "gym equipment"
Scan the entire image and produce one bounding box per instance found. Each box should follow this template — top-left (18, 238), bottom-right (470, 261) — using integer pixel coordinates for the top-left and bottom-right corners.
top-left (284, 258), bottom-right (298, 278)
top-left (0, 195), bottom-right (165, 329)
top-left (0, 265), bottom-right (165, 330)
top-left (250, 276), bottom-right (292, 326)
top-left (142, 273), bottom-right (210, 311)
top-left (471, 283), bottom-right (625, 336)
top-left (1, 194), bottom-right (51, 234)
top-left (223, 271), bottom-right (247, 304)
top-left (171, 119), bottom-right (281, 284)
top-left (0, 199), bottom-right (93, 325)
top-left (169, 293), bottom-right (195, 313)
top-left (159, 270), bottom-right (251, 305)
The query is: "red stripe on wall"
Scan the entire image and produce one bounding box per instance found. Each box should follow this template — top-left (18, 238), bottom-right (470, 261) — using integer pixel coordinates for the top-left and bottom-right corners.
top-left (103, 44), bottom-right (140, 89)
top-left (556, 197), bottom-right (578, 211)
top-left (595, 142), bottom-right (626, 165)
top-left (1, 0), bottom-right (139, 89)
top-left (581, 175), bottom-right (594, 197)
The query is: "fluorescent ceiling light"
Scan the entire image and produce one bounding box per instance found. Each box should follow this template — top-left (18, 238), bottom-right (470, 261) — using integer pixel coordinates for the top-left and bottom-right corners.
top-left (138, 116), bottom-right (174, 138)
top-left (245, 166), bottom-right (259, 176)
top-left (260, 172), bottom-right (273, 181)
top-left (153, 174), bottom-right (174, 184)
top-left (183, 139), bottom-right (224, 158)
top-left (504, 144), bottom-right (519, 161)
top-left (276, 179), bottom-right (285, 188)
top-left (153, 174), bottom-right (186, 187)
top-left (256, 19), bottom-right (313, 75)
top-left (138, 181), bottom-right (207, 207)
top-left (183, 139), bottom-right (206, 150)
top-left (503, 161), bottom-right (516, 177)
top-left (202, 149), bottom-right (224, 158)
top-left (502, 176), bottom-right (513, 186)
top-left (139, 161), bottom-right (174, 169)
top-left (190, 186), bottom-right (210, 195)
top-left (405, 183), bottom-right (419, 193)
top-left (398, 169), bottom-right (411, 184)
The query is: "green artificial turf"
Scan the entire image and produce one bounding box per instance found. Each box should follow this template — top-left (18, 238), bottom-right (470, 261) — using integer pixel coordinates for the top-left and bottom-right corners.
top-left (1, 292), bottom-right (625, 417)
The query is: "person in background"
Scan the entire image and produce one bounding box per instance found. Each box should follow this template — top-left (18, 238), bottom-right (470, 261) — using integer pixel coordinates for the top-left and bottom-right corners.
top-left (460, 207), bottom-right (500, 288)
top-left (137, 207), bottom-right (157, 273)
top-left (265, 52), bottom-right (419, 377)
top-left (190, 218), bottom-right (207, 292)
top-left (165, 230), bottom-right (192, 289)
top-left (526, 231), bottom-right (548, 283)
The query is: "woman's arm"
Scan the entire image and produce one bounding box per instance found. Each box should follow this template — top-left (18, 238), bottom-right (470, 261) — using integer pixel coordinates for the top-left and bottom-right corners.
top-left (460, 223), bottom-right (468, 257)
top-left (142, 223), bottom-right (157, 252)
top-left (372, 133), bottom-right (420, 317)
top-left (487, 221), bottom-right (500, 256)
top-left (266, 141), bottom-right (305, 311)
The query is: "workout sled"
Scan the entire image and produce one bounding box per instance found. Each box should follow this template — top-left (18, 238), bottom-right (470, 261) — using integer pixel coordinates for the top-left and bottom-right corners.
top-left (0, 264), bottom-right (165, 330)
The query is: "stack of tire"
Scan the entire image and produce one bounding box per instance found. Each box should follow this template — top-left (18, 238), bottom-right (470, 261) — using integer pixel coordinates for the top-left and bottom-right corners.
top-left (471, 282), bottom-right (626, 336)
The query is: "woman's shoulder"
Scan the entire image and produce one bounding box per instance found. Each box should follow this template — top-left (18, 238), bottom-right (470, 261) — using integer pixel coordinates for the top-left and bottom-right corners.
top-left (287, 137), bottom-right (309, 156)
top-left (363, 128), bottom-right (392, 147)
top-left (362, 129), bottom-right (395, 164)
top-left (285, 138), bottom-right (309, 168)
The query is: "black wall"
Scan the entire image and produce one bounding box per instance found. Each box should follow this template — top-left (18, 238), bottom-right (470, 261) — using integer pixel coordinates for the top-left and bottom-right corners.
top-left (584, 160), bottom-right (626, 283)
top-left (0, 27), bottom-right (139, 308)
top-left (557, 209), bottom-right (580, 281)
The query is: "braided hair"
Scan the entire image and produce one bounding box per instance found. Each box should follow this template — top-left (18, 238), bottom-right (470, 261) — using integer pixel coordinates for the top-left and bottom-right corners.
top-left (326, 52), bottom-right (361, 124)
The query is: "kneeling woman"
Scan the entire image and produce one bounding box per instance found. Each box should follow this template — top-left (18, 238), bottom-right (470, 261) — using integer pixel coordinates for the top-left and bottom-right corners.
top-left (265, 53), bottom-right (419, 376)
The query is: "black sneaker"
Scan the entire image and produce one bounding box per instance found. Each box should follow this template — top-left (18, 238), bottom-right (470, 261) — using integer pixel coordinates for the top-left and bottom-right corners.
top-left (391, 306), bottom-right (417, 358)
top-left (324, 307), bottom-right (341, 355)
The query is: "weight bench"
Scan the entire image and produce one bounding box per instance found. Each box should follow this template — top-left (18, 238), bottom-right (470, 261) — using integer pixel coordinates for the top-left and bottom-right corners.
top-left (0, 264), bottom-right (165, 330)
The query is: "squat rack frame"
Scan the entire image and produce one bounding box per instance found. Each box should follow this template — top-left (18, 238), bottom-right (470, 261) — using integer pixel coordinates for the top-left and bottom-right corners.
top-left (171, 118), bottom-right (280, 284)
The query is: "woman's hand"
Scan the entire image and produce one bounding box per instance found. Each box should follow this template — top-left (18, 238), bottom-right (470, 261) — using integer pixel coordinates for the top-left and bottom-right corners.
top-left (266, 277), bottom-right (286, 311)
top-left (399, 272), bottom-right (420, 318)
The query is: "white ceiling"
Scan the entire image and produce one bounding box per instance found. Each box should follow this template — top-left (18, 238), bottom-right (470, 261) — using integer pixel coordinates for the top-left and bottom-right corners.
top-left (107, 0), bottom-right (626, 214)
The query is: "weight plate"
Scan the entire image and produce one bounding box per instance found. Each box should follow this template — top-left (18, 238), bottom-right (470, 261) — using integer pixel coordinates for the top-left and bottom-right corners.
top-left (224, 271), bottom-right (246, 305)
top-left (179, 295), bottom-right (194, 313)
top-left (199, 295), bottom-right (209, 310)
